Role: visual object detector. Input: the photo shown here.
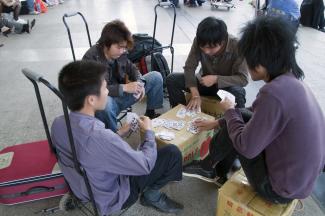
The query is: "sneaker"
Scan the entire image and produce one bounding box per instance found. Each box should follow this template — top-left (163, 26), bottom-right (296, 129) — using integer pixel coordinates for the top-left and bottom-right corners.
top-left (214, 176), bottom-right (228, 187)
top-left (144, 111), bottom-right (161, 119)
top-left (182, 160), bottom-right (216, 183)
top-left (140, 193), bottom-right (183, 214)
top-left (29, 11), bottom-right (40, 15)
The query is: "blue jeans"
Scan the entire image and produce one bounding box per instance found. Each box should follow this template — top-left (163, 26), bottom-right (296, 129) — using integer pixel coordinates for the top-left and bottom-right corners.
top-left (27, 0), bottom-right (35, 13)
top-left (96, 71), bottom-right (164, 132)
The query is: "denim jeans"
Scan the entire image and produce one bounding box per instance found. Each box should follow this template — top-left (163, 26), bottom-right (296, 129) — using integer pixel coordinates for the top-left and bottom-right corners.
top-left (166, 72), bottom-right (246, 108)
top-left (27, 0), bottom-right (35, 13)
top-left (96, 71), bottom-right (164, 132)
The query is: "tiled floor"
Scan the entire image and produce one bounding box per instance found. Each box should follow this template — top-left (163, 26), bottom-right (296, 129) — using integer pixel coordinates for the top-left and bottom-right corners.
top-left (0, 0), bottom-right (324, 215)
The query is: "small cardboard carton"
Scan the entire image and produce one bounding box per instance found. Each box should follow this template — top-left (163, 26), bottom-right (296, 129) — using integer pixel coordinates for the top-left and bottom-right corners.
top-left (185, 93), bottom-right (224, 119)
top-left (151, 104), bottom-right (215, 165)
top-left (217, 170), bottom-right (298, 216)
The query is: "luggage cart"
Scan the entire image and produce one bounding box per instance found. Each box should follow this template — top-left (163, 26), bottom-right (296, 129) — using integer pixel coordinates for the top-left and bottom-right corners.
top-left (22, 69), bottom-right (99, 216)
top-left (152, 1), bottom-right (177, 73)
top-left (210, 0), bottom-right (235, 11)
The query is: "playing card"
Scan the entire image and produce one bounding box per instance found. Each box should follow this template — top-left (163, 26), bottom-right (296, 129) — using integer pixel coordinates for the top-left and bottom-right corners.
top-left (152, 118), bottom-right (165, 128)
top-left (163, 120), bottom-right (174, 129)
top-left (187, 121), bottom-right (199, 134)
top-left (133, 82), bottom-right (145, 99)
top-left (217, 90), bottom-right (236, 103)
top-left (127, 112), bottom-right (139, 132)
top-left (176, 108), bottom-right (186, 118)
top-left (172, 121), bottom-right (186, 130)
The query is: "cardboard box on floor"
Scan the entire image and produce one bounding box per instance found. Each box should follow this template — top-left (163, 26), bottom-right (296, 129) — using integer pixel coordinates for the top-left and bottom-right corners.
top-left (185, 93), bottom-right (224, 119)
top-left (150, 104), bottom-right (215, 165)
top-left (217, 170), bottom-right (298, 216)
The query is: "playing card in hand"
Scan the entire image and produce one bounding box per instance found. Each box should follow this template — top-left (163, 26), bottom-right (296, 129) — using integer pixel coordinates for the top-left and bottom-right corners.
top-left (127, 112), bottom-right (140, 132)
top-left (217, 90), bottom-right (236, 103)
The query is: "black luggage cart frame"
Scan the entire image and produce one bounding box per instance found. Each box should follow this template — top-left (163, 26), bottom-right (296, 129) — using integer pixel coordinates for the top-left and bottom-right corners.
top-left (62, 12), bottom-right (92, 62)
top-left (152, 1), bottom-right (177, 73)
top-left (22, 69), bottom-right (99, 216)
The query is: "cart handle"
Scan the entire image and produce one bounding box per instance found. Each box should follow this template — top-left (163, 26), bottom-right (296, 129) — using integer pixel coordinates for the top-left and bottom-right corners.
top-left (64, 12), bottom-right (79, 17)
top-left (22, 68), bottom-right (42, 82)
top-left (159, 2), bottom-right (173, 7)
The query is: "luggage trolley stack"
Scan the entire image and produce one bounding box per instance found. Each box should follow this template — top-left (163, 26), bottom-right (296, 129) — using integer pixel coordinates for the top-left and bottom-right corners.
top-left (62, 12), bottom-right (131, 125)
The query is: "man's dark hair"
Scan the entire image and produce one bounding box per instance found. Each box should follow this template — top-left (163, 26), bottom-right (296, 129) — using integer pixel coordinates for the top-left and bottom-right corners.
top-left (97, 20), bottom-right (133, 50)
top-left (58, 61), bottom-right (107, 111)
top-left (196, 17), bottom-right (228, 47)
top-left (238, 16), bottom-right (304, 80)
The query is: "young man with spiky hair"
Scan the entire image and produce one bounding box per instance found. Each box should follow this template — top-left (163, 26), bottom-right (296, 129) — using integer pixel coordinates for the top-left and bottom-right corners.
top-left (83, 20), bottom-right (164, 132)
top-left (183, 16), bottom-right (325, 203)
top-left (51, 61), bottom-right (183, 215)
top-left (166, 17), bottom-right (249, 111)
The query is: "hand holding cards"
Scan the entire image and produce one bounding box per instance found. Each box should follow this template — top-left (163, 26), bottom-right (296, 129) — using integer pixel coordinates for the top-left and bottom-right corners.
top-left (217, 90), bottom-right (236, 104)
top-left (127, 112), bottom-right (140, 132)
top-left (133, 82), bottom-right (145, 99)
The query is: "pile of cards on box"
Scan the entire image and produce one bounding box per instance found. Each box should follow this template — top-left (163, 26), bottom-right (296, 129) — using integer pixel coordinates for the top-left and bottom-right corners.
top-left (156, 130), bottom-right (175, 141)
top-left (152, 118), bottom-right (186, 131)
top-left (176, 107), bottom-right (200, 118)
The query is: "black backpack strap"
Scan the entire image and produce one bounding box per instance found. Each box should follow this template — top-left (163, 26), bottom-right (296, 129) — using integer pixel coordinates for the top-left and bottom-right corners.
top-left (151, 52), bottom-right (170, 87)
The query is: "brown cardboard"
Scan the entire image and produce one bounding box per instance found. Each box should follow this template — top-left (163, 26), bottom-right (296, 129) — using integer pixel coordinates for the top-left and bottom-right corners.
top-left (185, 93), bottom-right (224, 118)
top-left (217, 170), bottom-right (298, 216)
top-left (151, 104), bottom-right (215, 165)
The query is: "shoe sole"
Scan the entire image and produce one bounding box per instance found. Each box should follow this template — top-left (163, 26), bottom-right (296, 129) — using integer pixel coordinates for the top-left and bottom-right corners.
top-left (182, 172), bottom-right (225, 187)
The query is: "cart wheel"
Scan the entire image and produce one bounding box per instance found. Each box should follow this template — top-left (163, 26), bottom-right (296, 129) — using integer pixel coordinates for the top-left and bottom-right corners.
top-left (59, 193), bottom-right (78, 212)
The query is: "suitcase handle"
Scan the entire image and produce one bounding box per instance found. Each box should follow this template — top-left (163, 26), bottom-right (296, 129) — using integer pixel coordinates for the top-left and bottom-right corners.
top-left (21, 186), bottom-right (55, 196)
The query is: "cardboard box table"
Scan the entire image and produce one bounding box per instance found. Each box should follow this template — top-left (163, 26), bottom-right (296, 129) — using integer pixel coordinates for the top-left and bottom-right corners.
top-left (185, 93), bottom-right (224, 119)
top-left (217, 170), bottom-right (298, 216)
top-left (151, 104), bottom-right (215, 165)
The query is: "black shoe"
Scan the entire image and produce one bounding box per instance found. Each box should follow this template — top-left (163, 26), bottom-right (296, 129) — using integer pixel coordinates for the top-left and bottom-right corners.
top-left (31, 19), bottom-right (36, 29)
top-left (145, 111), bottom-right (161, 119)
top-left (182, 160), bottom-right (216, 183)
top-left (23, 20), bottom-right (31, 33)
top-left (319, 28), bottom-right (325, 33)
top-left (140, 193), bottom-right (184, 214)
top-left (214, 176), bottom-right (228, 187)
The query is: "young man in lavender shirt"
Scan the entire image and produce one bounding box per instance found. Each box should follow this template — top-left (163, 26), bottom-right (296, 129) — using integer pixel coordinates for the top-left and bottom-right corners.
top-left (51, 61), bottom-right (183, 215)
top-left (183, 16), bottom-right (325, 204)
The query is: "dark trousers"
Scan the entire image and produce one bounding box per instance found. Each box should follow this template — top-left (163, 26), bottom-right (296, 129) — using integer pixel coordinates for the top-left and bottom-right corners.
top-left (166, 73), bottom-right (246, 108)
top-left (122, 145), bottom-right (183, 209)
top-left (209, 109), bottom-right (292, 204)
top-left (0, 4), bottom-right (21, 21)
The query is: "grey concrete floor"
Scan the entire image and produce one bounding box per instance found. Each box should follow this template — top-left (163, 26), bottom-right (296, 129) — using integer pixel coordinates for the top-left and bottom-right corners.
top-left (0, 0), bottom-right (324, 215)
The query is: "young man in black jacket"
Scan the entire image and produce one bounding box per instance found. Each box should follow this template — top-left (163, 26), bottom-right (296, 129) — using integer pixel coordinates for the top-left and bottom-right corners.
top-left (83, 20), bottom-right (164, 132)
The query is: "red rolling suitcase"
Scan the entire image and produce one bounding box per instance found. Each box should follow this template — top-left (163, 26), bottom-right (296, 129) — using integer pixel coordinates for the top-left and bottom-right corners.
top-left (0, 140), bottom-right (69, 205)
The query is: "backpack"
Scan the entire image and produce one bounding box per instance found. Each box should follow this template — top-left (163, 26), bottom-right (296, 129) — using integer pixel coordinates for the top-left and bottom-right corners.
top-left (136, 52), bottom-right (170, 87)
top-left (128, 33), bottom-right (162, 63)
top-left (128, 33), bottom-right (170, 87)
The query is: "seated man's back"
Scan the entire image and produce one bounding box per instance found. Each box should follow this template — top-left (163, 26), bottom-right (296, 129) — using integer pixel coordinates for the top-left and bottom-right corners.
top-left (51, 112), bottom-right (157, 215)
